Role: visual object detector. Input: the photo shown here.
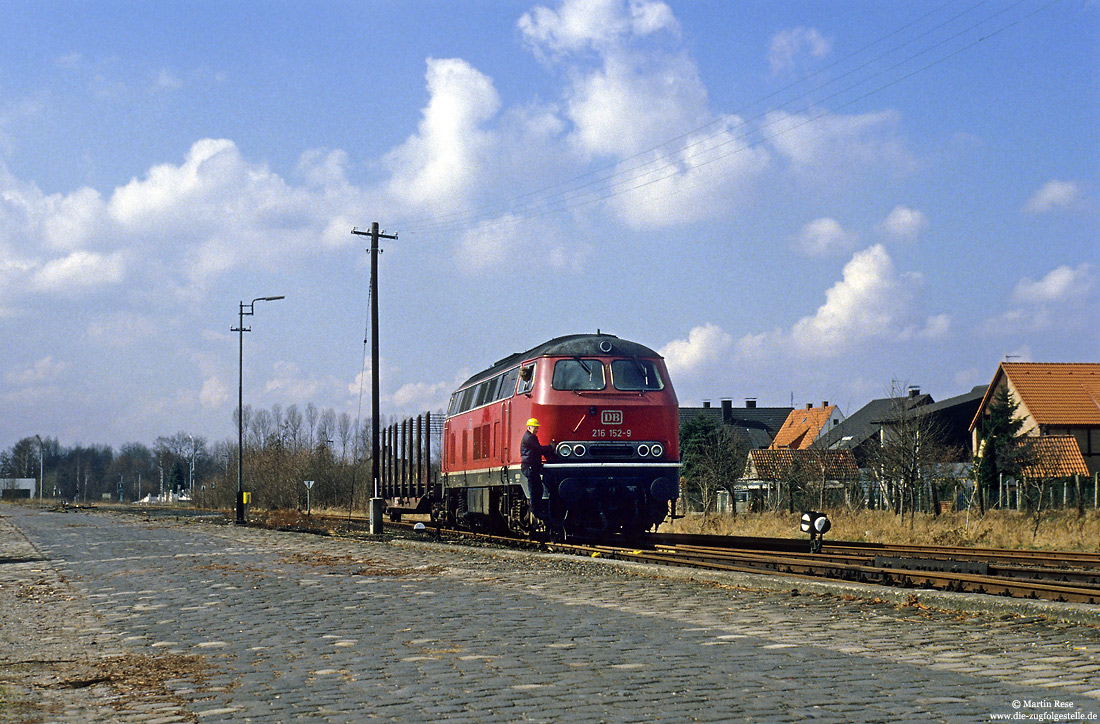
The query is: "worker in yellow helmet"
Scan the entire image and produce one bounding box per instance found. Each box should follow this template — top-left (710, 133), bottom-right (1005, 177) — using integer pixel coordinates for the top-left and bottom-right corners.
top-left (520, 418), bottom-right (554, 524)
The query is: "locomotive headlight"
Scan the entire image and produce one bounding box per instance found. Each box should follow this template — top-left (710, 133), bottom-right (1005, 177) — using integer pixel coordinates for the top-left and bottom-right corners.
top-left (637, 444), bottom-right (650, 457)
top-left (572, 444), bottom-right (587, 457)
top-left (650, 443), bottom-right (664, 458)
top-left (557, 443), bottom-right (572, 457)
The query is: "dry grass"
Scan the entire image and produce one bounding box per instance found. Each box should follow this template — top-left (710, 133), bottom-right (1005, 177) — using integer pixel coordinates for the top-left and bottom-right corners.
top-left (661, 508), bottom-right (1100, 552)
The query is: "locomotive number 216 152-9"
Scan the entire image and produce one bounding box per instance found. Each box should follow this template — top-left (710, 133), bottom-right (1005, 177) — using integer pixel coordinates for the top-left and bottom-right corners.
top-left (592, 428), bottom-right (631, 438)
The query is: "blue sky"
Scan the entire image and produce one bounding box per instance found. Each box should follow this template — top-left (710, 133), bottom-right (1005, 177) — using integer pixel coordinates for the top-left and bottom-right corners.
top-left (2, 0), bottom-right (1097, 450)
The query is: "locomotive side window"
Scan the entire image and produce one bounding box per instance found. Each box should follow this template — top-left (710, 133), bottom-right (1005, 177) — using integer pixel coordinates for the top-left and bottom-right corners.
top-left (459, 386), bottom-right (476, 413)
top-left (497, 367), bottom-right (520, 401)
top-left (552, 358), bottom-right (606, 391)
top-left (517, 364), bottom-right (536, 395)
top-left (610, 359), bottom-right (665, 391)
top-left (473, 378), bottom-right (490, 404)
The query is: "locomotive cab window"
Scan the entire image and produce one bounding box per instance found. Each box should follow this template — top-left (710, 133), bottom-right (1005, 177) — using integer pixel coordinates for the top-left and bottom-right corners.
top-left (611, 359), bottom-right (665, 391)
top-left (552, 358), bottom-right (606, 391)
top-left (517, 364), bottom-right (536, 395)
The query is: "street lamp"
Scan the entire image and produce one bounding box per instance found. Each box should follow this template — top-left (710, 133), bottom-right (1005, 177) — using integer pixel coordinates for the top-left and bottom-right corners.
top-left (233, 295), bottom-right (285, 524)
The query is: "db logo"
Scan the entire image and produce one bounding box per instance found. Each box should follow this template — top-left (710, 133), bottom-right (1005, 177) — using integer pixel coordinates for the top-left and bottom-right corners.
top-left (601, 410), bottom-right (623, 425)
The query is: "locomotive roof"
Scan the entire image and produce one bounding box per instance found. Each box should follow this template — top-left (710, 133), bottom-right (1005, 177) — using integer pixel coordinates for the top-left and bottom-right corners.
top-left (457, 333), bottom-right (663, 390)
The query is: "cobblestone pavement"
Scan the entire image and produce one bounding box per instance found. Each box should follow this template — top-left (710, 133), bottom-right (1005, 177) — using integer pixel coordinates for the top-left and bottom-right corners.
top-left (2, 505), bottom-right (1099, 724)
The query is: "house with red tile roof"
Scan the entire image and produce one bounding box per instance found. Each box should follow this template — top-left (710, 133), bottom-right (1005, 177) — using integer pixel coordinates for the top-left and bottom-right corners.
top-left (969, 362), bottom-right (1100, 476)
top-left (770, 402), bottom-right (843, 450)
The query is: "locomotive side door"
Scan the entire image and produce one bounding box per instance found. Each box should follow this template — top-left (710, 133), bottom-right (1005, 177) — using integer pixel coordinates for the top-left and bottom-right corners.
top-left (501, 400), bottom-right (510, 463)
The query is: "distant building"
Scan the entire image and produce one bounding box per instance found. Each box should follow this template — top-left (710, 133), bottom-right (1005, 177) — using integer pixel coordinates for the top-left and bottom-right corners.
top-left (1, 478), bottom-right (36, 499)
top-left (814, 386), bottom-right (983, 465)
top-left (770, 401), bottom-right (844, 450)
top-left (679, 398), bottom-right (792, 449)
top-left (969, 362), bottom-right (1100, 476)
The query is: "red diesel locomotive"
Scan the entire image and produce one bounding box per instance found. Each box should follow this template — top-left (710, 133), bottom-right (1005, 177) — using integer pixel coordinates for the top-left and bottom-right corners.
top-left (439, 333), bottom-right (680, 537)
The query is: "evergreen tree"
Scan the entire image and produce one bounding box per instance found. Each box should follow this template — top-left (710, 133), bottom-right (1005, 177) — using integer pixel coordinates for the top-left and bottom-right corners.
top-left (679, 414), bottom-right (747, 514)
top-left (975, 386), bottom-right (1024, 511)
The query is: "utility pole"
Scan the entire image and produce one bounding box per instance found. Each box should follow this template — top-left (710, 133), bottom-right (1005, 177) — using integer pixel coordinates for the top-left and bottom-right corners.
top-left (352, 222), bottom-right (397, 535)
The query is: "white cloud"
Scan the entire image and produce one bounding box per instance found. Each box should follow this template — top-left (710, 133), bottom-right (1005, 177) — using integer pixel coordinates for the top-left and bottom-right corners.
top-left (789, 245), bottom-right (913, 350)
top-left (520, 0), bottom-right (707, 160)
top-left (516, 0), bottom-right (771, 226)
top-left (349, 366), bottom-right (469, 416)
top-left (454, 213), bottom-right (578, 273)
top-left (769, 27), bottom-right (832, 73)
top-left (42, 187), bottom-right (107, 250)
top-left (878, 205), bottom-right (927, 241)
top-left (86, 312), bottom-right (158, 347)
top-left (659, 323), bottom-right (733, 378)
top-left (384, 58), bottom-right (501, 214)
top-left (153, 69), bottom-right (184, 90)
top-left (564, 52), bottom-right (709, 159)
top-left (1011, 263), bottom-right (1094, 304)
top-left (764, 109), bottom-right (915, 179)
top-left (200, 376), bottom-right (229, 409)
top-left (737, 245), bottom-right (948, 359)
top-left (391, 379), bottom-right (455, 411)
top-left (603, 123), bottom-right (772, 227)
top-left (31, 250), bottom-right (126, 292)
top-left (518, 0), bottom-right (679, 58)
top-left (796, 217), bottom-right (856, 256)
top-left (109, 138), bottom-right (245, 226)
top-left (1023, 180), bottom-right (1083, 214)
top-left (5, 356), bottom-right (66, 385)
top-left (265, 360), bottom-right (321, 401)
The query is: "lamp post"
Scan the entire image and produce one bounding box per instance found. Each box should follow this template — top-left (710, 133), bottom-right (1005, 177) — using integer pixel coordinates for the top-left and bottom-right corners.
top-left (233, 295), bottom-right (285, 524)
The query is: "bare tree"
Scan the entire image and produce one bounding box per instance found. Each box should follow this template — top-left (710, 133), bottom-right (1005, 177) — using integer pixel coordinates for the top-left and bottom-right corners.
top-left (285, 404), bottom-right (303, 451)
top-left (337, 413), bottom-right (353, 462)
top-left (318, 408), bottom-right (337, 446)
top-left (306, 403), bottom-right (319, 448)
top-left (250, 409), bottom-right (273, 448)
top-left (870, 380), bottom-right (954, 522)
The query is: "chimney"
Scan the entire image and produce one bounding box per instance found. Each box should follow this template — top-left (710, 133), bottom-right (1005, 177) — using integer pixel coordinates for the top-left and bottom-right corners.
top-left (806, 403), bottom-right (813, 410)
top-left (908, 387), bottom-right (920, 399)
top-left (745, 398), bottom-right (757, 409)
top-left (702, 400), bottom-right (711, 408)
top-left (822, 400), bottom-right (829, 408)
top-left (721, 399), bottom-right (732, 423)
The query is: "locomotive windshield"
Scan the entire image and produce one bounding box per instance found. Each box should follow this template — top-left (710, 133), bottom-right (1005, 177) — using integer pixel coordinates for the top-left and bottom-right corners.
top-left (611, 359), bottom-right (665, 391)
top-left (552, 358), bottom-right (606, 390)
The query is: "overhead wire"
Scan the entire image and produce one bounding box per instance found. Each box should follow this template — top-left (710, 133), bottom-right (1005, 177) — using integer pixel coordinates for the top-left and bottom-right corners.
top-left (404, 0), bottom-right (982, 233)
top-left (395, 0), bottom-right (1057, 238)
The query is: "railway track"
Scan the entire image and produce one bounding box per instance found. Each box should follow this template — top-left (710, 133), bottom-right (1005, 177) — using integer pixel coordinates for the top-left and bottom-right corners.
top-left (108, 504), bottom-right (1100, 605)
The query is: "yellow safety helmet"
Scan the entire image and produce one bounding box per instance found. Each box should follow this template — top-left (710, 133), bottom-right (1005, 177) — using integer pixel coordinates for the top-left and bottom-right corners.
top-left (526, 418), bottom-right (540, 427)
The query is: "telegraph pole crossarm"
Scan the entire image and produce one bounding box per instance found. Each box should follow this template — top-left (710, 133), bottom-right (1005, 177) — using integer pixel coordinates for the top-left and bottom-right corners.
top-left (351, 222), bottom-right (397, 535)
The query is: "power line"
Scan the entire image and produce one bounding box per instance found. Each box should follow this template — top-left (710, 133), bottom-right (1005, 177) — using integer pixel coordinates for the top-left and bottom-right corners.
top-left (397, 0), bottom-right (1057, 238)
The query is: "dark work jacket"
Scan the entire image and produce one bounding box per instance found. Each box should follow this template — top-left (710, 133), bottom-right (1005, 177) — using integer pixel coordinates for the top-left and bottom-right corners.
top-left (520, 430), bottom-right (552, 467)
